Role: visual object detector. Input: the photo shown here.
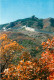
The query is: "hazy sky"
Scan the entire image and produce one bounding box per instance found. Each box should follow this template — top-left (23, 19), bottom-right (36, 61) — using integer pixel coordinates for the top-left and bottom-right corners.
top-left (0, 0), bottom-right (54, 24)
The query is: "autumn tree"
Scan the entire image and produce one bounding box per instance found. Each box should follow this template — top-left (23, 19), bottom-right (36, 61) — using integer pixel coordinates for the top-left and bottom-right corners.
top-left (40, 37), bottom-right (54, 80)
top-left (20, 51), bottom-right (31, 61)
top-left (0, 34), bottom-right (24, 73)
top-left (1, 36), bottom-right (54, 80)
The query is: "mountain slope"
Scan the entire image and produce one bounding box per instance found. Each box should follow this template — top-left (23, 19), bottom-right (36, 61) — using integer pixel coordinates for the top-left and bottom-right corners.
top-left (0, 15), bottom-right (54, 32)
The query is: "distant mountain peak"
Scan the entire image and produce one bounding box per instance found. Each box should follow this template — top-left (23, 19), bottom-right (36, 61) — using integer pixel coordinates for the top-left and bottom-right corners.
top-left (31, 15), bottom-right (38, 19)
top-left (0, 16), bottom-right (54, 32)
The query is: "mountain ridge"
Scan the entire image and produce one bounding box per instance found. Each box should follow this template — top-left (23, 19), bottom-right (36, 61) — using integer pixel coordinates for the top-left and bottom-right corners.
top-left (0, 15), bottom-right (54, 32)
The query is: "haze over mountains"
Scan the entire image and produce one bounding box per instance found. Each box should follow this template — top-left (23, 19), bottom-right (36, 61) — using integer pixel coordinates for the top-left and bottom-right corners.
top-left (0, 15), bottom-right (54, 32)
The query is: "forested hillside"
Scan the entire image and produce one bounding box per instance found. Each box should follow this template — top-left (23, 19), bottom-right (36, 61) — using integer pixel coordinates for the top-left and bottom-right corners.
top-left (0, 16), bottom-right (54, 32)
top-left (0, 33), bottom-right (54, 80)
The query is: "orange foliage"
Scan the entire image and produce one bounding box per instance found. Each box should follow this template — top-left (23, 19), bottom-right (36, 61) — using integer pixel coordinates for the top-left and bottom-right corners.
top-left (1, 36), bottom-right (54, 80)
top-left (0, 34), bottom-right (24, 72)
top-left (20, 51), bottom-right (31, 61)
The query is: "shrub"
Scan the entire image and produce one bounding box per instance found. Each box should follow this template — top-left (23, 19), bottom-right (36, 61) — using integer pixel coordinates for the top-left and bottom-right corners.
top-left (1, 35), bottom-right (54, 80)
